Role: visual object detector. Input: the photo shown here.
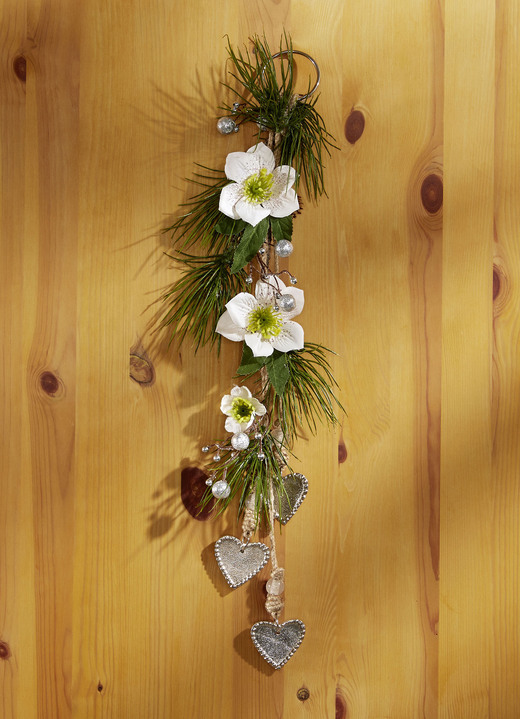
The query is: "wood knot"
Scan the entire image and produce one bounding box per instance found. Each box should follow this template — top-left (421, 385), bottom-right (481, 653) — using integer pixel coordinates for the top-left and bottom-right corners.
top-left (130, 353), bottom-right (155, 386)
top-left (97, 683), bottom-right (103, 693)
top-left (492, 260), bottom-right (510, 317)
top-left (39, 371), bottom-right (61, 396)
top-left (338, 438), bottom-right (347, 464)
top-left (421, 174), bottom-right (443, 214)
top-left (13, 55), bottom-right (26, 82)
top-left (0, 641), bottom-right (11, 660)
top-left (297, 687), bottom-right (310, 702)
top-left (336, 690), bottom-right (348, 719)
top-left (345, 109), bottom-right (365, 144)
top-left (181, 466), bottom-right (213, 520)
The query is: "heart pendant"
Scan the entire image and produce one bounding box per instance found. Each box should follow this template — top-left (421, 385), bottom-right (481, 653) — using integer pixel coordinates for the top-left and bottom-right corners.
top-left (214, 535), bottom-right (270, 588)
top-left (251, 619), bottom-right (306, 669)
top-left (274, 473), bottom-right (309, 525)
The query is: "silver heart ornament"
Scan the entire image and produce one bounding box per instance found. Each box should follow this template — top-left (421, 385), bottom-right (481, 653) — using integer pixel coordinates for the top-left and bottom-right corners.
top-left (274, 473), bottom-right (309, 525)
top-left (251, 619), bottom-right (306, 669)
top-left (214, 535), bottom-right (270, 588)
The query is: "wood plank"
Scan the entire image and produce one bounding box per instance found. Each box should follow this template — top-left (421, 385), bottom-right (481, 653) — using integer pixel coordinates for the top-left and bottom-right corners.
top-left (441, 0), bottom-right (495, 716)
top-left (491, 0), bottom-right (520, 715)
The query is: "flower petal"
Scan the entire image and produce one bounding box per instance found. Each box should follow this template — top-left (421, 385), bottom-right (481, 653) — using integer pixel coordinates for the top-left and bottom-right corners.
top-left (254, 278), bottom-right (279, 303)
top-left (231, 385), bottom-right (252, 399)
top-left (219, 183), bottom-right (242, 219)
top-left (224, 151), bottom-right (260, 183)
top-left (225, 416), bottom-right (242, 433)
top-left (246, 142), bottom-right (275, 173)
top-left (234, 198), bottom-right (270, 227)
top-left (220, 395), bottom-right (234, 413)
top-left (272, 321), bottom-right (304, 353)
top-left (225, 292), bottom-right (257, 327)
top-left (265, 187), bottom-right (300, 218)
top-left (272, 165), bottom-right (297, 190)
top-left (215, 310), bottom-right (246, 342)
top-left (245, 332), bottom-right (274, 357)
top-left (250, 398), bottom-right (267, 416)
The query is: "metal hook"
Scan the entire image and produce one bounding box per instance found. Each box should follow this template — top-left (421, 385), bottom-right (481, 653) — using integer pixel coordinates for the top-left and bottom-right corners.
top-left (262, 50), bottom-right (321, 100)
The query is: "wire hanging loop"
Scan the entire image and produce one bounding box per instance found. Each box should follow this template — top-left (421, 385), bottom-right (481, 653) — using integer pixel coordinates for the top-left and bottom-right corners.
top-left (261, 50), bottom-right (321, 100)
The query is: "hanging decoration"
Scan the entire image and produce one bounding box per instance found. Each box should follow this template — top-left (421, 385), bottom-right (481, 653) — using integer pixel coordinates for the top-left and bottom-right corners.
top-left (161, 34), bottom-right (342, 668)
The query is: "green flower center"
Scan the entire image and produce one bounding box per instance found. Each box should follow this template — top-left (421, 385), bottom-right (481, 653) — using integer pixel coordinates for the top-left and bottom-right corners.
top-left (230, 397), bottom-right (255, 423)
top-left (243, 168), bottom-right (274, 204)
top-left (247, 306), bottom-right (282, 340)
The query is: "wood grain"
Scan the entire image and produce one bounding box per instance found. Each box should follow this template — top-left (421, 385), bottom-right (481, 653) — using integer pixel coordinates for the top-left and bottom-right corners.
top-left (1, 0), bottom-right (519, 717)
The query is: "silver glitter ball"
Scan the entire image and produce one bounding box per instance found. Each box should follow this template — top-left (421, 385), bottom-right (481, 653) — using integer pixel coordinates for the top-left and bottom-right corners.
top-left (278, 294), bottom-right (296, 312)
top-left (212, 480), bottom-right (231, 499)
top-left (231, 432), bottom-right (250, 451)
top-left (274, 240), bottom-right (293, 258)
top-left (217, 117), bottom-right (237, 135)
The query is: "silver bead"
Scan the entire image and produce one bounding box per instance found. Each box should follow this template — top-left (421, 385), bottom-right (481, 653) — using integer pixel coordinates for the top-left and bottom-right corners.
top-left (290, 277), bottom-right (298, 285)
top-left (278, 294), bottom-right (296, 312)
top-left (258, 247), bottom-right (265, 255)
top-left (245, 276), bottom-right (253, 285)
top-left (217, 117), bottom-right (237, 135)
top-left (202, 445), bottom-right (210, 453)
top-left (274, 239), bottom-right (293, 258)
top-left (231, 432), bottom-right (250, 451)
top-left (211, 480), bottom-right (231, 499)
top-left (213, 454), bottom-right (221, 462)
top-left (205, 477), bottom-right (213, 486)
top-left (254, 432), bottom-right (263, 440)
top-left (257, 452), bottom-right (265, 460)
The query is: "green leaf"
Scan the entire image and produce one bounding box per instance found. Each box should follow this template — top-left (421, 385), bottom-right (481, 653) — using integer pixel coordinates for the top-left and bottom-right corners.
top-left (231, 218), bottom-right (269, 273)
top-left (236, 343), bottom-right (266, 376)
top-left (266, 351), bottom-right (290, 395)
top-left (270, 215), bottom-right (293, 242)
top-left (215, 214), bottom-right (247, 236)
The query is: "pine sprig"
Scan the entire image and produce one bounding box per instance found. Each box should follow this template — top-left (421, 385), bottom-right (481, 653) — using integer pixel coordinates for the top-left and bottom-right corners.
top-left (263, 343), bottom-right (344, 441)
top-left (199, 430), bottom-right (291, 521)
top-left (163, 166), bottom-right (234, 252)
top-left (161, 250), bottom-right (247, 351)
top-left (220, 34), bottom-right (337, 199)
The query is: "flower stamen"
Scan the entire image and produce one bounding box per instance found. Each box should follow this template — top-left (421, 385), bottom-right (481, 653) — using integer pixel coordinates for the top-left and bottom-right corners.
top-left (243, 168), bottom-right (274, 205)
top-left (230, 397), bottom-right (256, 424)
top-left (247, 306), bottom-right (283, 340)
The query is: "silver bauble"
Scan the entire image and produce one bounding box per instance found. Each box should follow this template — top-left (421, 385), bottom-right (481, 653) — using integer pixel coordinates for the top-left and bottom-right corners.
top-left (274, 240), bottom-right (293, 258)
top-left (212, 480), bottom-right (231, 499)
top-left (217, 117), bottom-right (237, 135)
top-left (231, 432), bottom-right (250, 451)
top-left (278, 294), bottom-right (296, 312)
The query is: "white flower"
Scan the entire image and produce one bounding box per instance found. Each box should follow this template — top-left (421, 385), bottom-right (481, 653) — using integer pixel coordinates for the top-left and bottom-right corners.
top-left (219, 143), bottom-right (299, 227)
top-left (215, 277), bottom-right (304, 357)
top-left (220, 386), bottom-right (267, 433)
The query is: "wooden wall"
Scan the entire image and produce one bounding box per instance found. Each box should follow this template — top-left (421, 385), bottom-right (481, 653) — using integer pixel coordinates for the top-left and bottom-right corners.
top-left (1, 0), bottom-right (519, 716)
